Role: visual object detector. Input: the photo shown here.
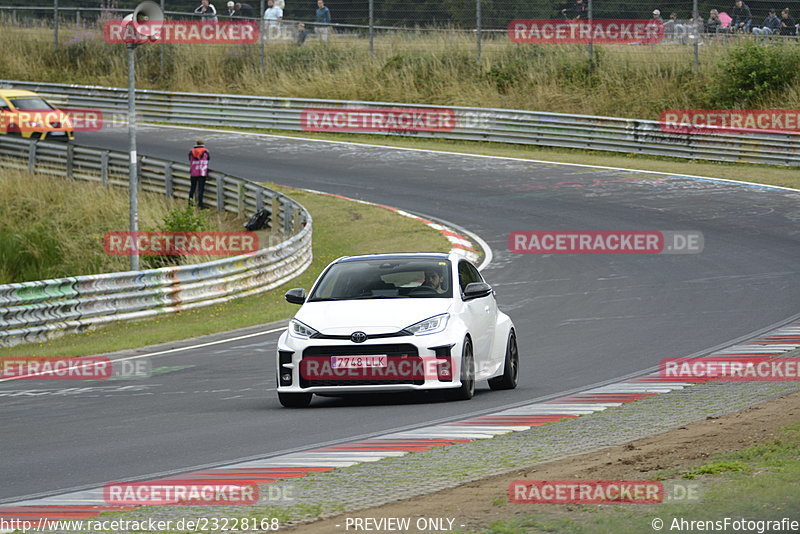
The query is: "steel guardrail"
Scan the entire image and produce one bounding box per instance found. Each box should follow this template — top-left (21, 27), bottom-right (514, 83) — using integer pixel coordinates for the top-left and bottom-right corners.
top-left (2, 79), bottom-right (799, 166)
top-left (0, 135), bottom-right (312, 347)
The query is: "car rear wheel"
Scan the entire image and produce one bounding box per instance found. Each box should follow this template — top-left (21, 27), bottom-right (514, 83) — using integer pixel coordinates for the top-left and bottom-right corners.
top-left (278, 391), bottom-right (312, 408)
top-left (488, 330), bottom-right (519, 391)
top-left (448, 338), bottom-right (475, 401)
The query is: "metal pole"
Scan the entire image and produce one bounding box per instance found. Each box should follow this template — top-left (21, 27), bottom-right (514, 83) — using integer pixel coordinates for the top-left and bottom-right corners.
top-left (476, 0), bottom-right (481, 63)
top-left (159, 0), bottom-right (165, 73)
top-left (127, 43), bottom-right (140, 271)
top-left (54, 0), bottom-right (59, 50)
top-left (692, 0), bottom-right (699, 68)
top-left (369, 0), bottom-right (374, 57)
top-left (260, 0), bottom-right (265, 72)
top-left (587, 0), bottom-right (593, 66)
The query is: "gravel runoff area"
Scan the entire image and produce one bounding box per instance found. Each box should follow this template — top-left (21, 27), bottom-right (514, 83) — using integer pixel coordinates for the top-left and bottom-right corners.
top-left (57, 349), bottom-right (800, 533)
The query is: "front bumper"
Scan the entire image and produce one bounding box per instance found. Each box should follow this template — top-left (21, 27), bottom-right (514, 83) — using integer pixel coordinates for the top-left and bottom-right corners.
top-left (275, 330), bottom-right (465, 394)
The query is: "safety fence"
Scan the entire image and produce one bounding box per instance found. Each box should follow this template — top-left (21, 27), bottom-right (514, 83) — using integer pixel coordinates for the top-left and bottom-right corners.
top-left (0, 135), bottom-right (312, 347)
top-left (3, 79), bottom-right (799, 166)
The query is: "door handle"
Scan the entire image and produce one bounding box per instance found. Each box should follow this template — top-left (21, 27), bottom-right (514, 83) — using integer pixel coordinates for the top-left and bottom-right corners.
top-left (484, 306), bottom-right (490, 313)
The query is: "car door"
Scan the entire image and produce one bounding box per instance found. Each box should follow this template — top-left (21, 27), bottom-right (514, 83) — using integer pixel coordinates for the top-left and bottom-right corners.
top-left (457, 260), bottom-right (496, 372)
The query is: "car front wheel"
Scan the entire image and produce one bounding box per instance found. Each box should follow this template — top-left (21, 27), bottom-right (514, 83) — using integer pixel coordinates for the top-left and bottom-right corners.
top-left (278, 391), bottom-right (313, 408)
top-left (448, 338), bottom-right (475, 401)
top-left (488, 330), bottom-right (519, 391)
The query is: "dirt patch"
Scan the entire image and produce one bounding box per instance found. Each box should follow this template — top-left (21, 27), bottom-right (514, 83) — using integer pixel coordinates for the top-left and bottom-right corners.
top-left (286, 390), bottom-right (800, 533)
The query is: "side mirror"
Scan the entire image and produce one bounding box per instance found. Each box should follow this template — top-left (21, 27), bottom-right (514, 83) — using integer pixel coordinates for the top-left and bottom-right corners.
top-left (463, 282), bottom-right (492, 300)
top-left (285, 288), bottom-right (307, 305)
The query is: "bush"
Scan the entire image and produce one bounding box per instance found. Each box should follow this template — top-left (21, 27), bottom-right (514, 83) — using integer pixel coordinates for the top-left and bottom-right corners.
top-left (704, 41), bottom-right (800, 107)
top-left (144, 205), bottom-right (211, 270)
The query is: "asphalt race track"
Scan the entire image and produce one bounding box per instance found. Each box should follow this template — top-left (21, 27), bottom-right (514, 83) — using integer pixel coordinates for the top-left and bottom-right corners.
top-left (3, 125), bottom-right (799, 503)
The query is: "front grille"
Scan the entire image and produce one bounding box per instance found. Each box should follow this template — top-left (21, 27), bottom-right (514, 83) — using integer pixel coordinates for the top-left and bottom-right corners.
top-left (300, 344), bottom-right (424, 387)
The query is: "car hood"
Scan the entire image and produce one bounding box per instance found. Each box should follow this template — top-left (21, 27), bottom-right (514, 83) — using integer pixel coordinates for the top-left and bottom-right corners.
top-left (295, 299), bottom-right (452, 335)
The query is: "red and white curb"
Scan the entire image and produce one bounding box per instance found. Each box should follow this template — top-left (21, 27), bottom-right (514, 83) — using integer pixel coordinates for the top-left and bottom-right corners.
top-left (2, 320), bottom-right (798, 524)
top-left (300, 189), bottom-right (483, 266)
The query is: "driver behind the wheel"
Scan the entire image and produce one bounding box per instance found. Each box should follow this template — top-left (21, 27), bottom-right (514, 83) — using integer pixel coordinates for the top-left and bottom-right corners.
top-left (422, 269), bottom-right (447, 293)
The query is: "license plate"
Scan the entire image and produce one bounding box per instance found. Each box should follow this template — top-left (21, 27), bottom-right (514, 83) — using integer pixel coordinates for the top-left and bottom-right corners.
top-left (331, 355), bottom-right (387, 369)
top-left (49, 131), bottom-right (65, 136)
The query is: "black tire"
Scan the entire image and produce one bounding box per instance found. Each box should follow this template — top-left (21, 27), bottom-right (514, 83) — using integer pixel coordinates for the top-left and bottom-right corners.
top-left (488, 330), bottom-right (519, 391)
top-left (278, 391), bottom-right (312, 408)
top-left (448, 338), bottom-right (475, 401)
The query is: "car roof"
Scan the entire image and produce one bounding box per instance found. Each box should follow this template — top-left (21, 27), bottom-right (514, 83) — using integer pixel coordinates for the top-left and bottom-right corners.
top-left (336, 253), bottom-right (450, 263)
top-left (0, 89), bottom-right (39, 98)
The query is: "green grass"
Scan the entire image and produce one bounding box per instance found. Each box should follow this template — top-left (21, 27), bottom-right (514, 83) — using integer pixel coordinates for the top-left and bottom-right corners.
top-left (0, 167), bottom-right (246, 283)
top-left (4, 21), bottom-right (800, 119)
top-left (467, 423), bottom-right (800, 534)
top-left (0, 185), bottom-right (451, 358)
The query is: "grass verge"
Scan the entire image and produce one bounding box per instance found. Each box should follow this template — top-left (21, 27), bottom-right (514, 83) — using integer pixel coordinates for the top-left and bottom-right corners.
top-left (0, 185), bottom-right (451, 358)
top-left (0, 167), bottom-right (245, 283)
top-left (472, 423), bottom-right (800, 534)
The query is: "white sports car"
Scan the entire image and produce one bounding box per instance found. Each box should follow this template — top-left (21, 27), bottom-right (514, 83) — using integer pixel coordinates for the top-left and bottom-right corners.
top-left (275, 252), bottom-right (518, 408)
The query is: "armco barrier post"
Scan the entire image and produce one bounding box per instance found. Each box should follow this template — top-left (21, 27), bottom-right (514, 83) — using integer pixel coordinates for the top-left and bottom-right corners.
top-left (217, 175), bottom-right (226, 212)
top-left (256, 188), bottom-right (264, 211)
top-left (27, 140), bottom-right (36, 173)
top-left (237, 182), bottom-right (245, 217)
top-left (66, 143), bottom-right (74, 181)
top-left (100, 151), bottom-right (109, 187)
top-left (164, 162), bottom-right (173, 197)
top-left (54, 0), bottom-right (59, 50)
top-left (271, 196), bottom-right (279, 231)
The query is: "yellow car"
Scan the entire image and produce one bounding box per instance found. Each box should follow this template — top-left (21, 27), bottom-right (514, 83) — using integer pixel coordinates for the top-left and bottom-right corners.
top-left (0, 89), bottom-right (75, 141)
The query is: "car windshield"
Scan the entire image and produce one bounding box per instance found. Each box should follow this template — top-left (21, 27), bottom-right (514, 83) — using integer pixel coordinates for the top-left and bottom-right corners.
top-left (8, 97), bottom-right (54, 110)
top-left (308, 258), bottom-right (453, 301)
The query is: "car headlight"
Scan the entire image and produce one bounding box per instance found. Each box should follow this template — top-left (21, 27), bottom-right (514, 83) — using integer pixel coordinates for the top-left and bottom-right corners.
top-left (289, 319), bottom-right (318, 339)
top-left (24, 122), bottom-right (43, 128)
top-left (404, 313), bottom-right (449, 336)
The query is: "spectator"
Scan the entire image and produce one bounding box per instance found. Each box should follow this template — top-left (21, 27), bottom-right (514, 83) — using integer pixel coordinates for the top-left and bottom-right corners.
top-left (729, 0), bottom-right (752, 33)
top-left (296, 22), bottom-right (308, 44)
top-left (263, 0), bottom-right (283, 37)
top-left (194, 0), bottom-right (218, 21)
top-left (560, 0), bottom-right (585, 20)
top-left (235, 2), bottom-right (255, 18)
top-left (705, 9), bottom-right (723, 33)
top-left (752, 8), bottom-right (781, 37)
top-left (226, 0), bottom-right (236, 16)
top-left (188, 140), bottom-right (210, 210)
top-left (263, 0), bottom-right (282, 24)
top-left (778, 8), bottom-right (797, 35)
top-left (315, 0), bottom-right (331, 41)
top-left (651, 9), bottom-right (664, 24)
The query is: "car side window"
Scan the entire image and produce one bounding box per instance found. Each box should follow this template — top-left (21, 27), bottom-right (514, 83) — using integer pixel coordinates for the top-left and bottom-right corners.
top-left (0, 100), bottom-right (9, 111)
top-left (458, 260), bottom-right (480, 293)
